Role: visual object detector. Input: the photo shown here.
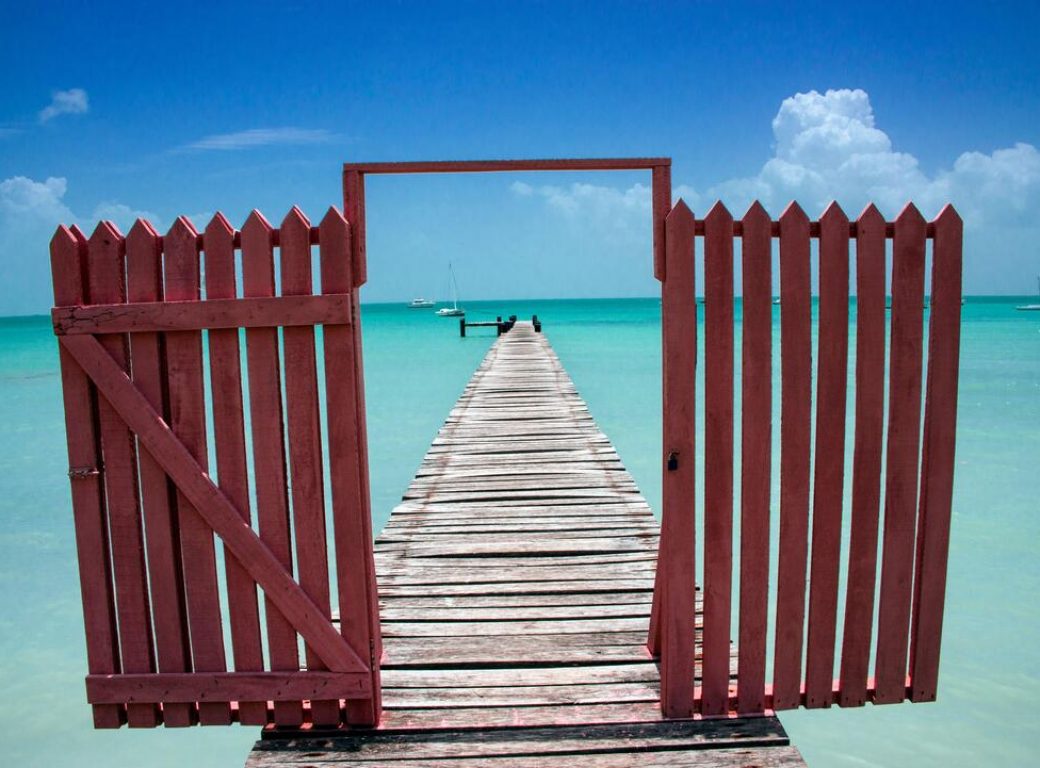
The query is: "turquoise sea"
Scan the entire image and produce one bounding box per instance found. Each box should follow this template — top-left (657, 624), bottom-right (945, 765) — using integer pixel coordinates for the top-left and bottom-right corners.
top-left (0, 297), bottom-right (1037, 767)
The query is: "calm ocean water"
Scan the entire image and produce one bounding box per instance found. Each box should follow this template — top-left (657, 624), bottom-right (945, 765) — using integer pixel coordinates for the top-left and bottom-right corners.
top-left (0, 297), bottom-right (1037, 766)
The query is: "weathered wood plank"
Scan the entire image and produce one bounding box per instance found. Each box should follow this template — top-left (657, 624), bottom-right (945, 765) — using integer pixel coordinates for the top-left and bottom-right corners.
top-left (242, 210), bottom-right (301, 726)
top-left (738, 202), bottom-right (773, 715)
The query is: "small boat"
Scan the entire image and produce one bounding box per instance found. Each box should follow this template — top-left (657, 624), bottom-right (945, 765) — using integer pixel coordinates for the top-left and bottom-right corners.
top-left (436, 263), bottom-right (465, 317)
top-left (1015, 276), bottom-right (1040, 311)
top-left (408, 298), bottom-right (435, 309)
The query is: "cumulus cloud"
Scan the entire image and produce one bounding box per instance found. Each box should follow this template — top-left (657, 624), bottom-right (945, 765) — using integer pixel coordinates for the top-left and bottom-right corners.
top-left (38, 88), bottom-right (89, 123)
top-left (512, 88), bottom-right (1040, 292)
top-left (181, 127), bottom-right (336, 151)
top-left (0, 176), bottom-right (159, 315)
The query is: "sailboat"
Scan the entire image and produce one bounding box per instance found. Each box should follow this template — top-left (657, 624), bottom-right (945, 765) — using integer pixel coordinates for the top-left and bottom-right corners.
top-left (436, 263), bottom-right (465, 316)
top-left (1015, 275), bottom-right (1040, 311)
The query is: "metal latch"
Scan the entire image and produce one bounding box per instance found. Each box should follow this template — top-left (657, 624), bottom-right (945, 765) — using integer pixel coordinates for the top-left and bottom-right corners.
top-left (68, 466), bottom-right (100, 480)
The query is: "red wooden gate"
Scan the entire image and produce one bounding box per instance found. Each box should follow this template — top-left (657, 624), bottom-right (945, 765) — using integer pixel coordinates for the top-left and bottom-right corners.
top-left (649, 199), bottom-right (963, 717)
top-left (50, 206), bottom-right (381, 728)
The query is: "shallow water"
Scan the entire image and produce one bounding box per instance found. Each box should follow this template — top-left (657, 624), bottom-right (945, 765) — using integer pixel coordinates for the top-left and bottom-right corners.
top-left (0, 297), bottom-right (1036, 766)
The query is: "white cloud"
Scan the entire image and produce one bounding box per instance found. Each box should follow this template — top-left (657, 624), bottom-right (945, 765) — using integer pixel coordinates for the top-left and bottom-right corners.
top-left (0, 176), bottom-right (160, 316)
top-left (39, 88), bottom-right (89, 123)
top-left (181, 127), bottom-right (336, 151)
top-left (512, 88), bottom-right (1040, 292)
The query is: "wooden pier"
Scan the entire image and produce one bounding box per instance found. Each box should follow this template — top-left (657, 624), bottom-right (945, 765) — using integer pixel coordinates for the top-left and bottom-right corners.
top-left (248, 322), bottom-right (806, 767)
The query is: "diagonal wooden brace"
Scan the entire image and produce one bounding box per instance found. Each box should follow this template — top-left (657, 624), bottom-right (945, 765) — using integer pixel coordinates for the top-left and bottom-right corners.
top-left (59, 333), bottom-right (369, 675)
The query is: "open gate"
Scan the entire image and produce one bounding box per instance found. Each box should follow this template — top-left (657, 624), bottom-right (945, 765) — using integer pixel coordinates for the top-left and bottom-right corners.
top-left (649, 197), bottom-right (963, 717)
top-left (50, 205), bottom-right (381, 728)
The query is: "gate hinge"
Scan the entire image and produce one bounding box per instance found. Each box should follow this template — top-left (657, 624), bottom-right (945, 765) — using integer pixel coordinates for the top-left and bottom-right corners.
top-left (68, 465), bottom-right (101, 480)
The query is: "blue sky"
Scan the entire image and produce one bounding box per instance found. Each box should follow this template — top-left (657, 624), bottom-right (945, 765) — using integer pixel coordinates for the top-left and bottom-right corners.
top-left (2, 1), bottom-right (1039, 314)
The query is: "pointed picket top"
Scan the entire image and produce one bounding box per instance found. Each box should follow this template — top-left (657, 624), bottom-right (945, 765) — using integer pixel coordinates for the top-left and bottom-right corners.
top-left (128, 217), bottom-right (160, 242)
top-left (281, 204), bottom-right (311, 231)
top-left (163, 216), bottom-right (201, 301)
top-left (202, 212), bottom-right (237, 299)
top-left (86, 221), bottom-right (127, 304)
top-left (125, 219), bottom-right (163, 302)
top-left (666, 197), bottom-right (694, 226)
top-left (820, 201), bottom-right (849, 227)
top-left (856, 202), bottom-right (885, 232)
top-left (205, 211), bottom-right (235, 239)
top-left (241, 210), bottom-right (275, 297)
top-left (166, 215), bottom-right (200, 243)
top-left (126, 218), bottom-right (161, 263)
top-left (89, 219), bottom-right (125, 248)
top-left (779, 200), bottom-right (809, 227)
top-left (50, 224), bottom-right (88, 306)
top-left (742, 200), bottom-right (771, 227)
top-left (242, 209), bottom-right (274, 242)
top-left (319, 205), bottom-right (348, 232)
top-left (932, 203), bottom-right (962, 228)
top-left (704, 200), bottom-right (733, 226)
top-left (126, 219), bottom-right (162, 302)
top-left (280, 205), bottom-right (313, 295)
top-left (318, 206), bottom-right (351, 294)
top-left (895, 201), bottom-right (925, 227)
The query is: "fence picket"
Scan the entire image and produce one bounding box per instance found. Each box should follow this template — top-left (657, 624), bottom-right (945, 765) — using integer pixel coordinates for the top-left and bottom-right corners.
top-left (164, 217), bottom-right (231, 725)
top-left (51, 225), bottom-right (124, 729)
top-left (875, 204), bottom-right (927, 703)
top-left (737, 202), bottom-right (773, 715)
top-left (658, 201), bottom-right (697, 718)
top-left (87, 222), bottom-right (158, 728)
top-left (280, 207), bottom-right (338, 726)
top-left (838, 204), bottom-right (887, 706)
top-left (701, 201), bottom-right (734, 716)
top-left (320, 206), bottom-right (381, 725)
top-left (241, 210), bottom-right (303, 727)
top-left (203, 213), bottom-right (267, 726)
top-left (909, 205), bottom-right (963, 701)
top-left (805, 202), bottom-right (850, 707)
top-left (126, 219), bottom-right (193, 727)
top-left (773, 203), bottom-right (812, 710)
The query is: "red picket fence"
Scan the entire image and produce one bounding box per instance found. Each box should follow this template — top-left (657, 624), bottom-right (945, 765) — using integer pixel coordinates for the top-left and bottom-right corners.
top-left (50, 206), bottom-right (381, 729)
top-left (648, 199), bottom-right (962, 717)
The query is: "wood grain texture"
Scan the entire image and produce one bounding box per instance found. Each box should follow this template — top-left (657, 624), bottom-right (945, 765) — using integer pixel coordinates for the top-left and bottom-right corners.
top-left (203, 212), bottom-right (267, 726)
top-left (52, 294), bottom-right (350, 334)
top-left (320, 207), bottom-right (382, 726)
top-left (701, 202), bottom-right (734, 716)
top-left (838, 204), bottom-right (887, 707)
top-left (163, 217), bottom-right (231, 725)
top-left (126, 219), bottom-right (193, 727)
top-left (280, 207), bottom-right (338, 726)
top-left (804, 202), bottom-right (850, 707)
top-left (50, 224), bottom-right (124, 729)
top-left (909, 205), bottom-right (963, 702)
top-left (657, 202), bottom-right (697, 717)
top-left (875, 204), bottom-right (927, 703)
top-left (87, 221), bottom-right (157, 728)
top-left (241, 210), bottom-right (302, 727)
top-left (772, 202), bottom-right (811, 710)
top-left (58, 333), bottom-right (369, 677)
top-left (738, 202), bottom-right (772, 715)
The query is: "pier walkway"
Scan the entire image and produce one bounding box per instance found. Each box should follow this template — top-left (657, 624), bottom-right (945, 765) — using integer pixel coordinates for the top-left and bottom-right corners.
top-left (249, 323), bottom-right (805, 767)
